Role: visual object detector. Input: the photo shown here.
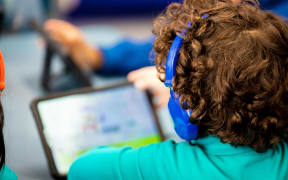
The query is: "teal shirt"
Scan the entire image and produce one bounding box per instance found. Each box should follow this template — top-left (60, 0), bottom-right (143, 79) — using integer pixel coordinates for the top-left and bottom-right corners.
top-left (68, 136), bottom-right (288, 180)
top-left (0, 165), bottom-right (17, 180)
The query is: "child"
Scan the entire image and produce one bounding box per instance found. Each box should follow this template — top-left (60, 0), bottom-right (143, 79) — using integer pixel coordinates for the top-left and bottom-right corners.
top-left (68, 0), bottom-right (288, 179)
top-left (0, 52), bottom-right (17, 179)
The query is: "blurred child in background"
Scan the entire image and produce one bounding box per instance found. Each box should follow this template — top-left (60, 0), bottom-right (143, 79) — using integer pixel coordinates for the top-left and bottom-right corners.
top-left (0, 52), bottom-right (17, 179)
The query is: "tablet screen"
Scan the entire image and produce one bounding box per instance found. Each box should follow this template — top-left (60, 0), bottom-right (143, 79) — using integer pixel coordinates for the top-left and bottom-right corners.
top-left (37, 85), bottom-right (161, 175)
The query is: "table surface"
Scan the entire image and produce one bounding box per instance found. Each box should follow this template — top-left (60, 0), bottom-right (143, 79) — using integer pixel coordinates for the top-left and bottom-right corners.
top-left (0, 24), bottom-right (175, 179)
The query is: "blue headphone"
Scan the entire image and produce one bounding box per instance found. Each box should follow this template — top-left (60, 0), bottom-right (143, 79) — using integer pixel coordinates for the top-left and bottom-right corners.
top-left (164, 34), bottom-right (198, 141)
top-left (164, 15), bottom-right (208, 141)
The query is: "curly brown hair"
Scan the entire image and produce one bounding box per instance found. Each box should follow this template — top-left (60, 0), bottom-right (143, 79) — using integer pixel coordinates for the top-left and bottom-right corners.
top-left (153, 0), bottom-right (288, 152)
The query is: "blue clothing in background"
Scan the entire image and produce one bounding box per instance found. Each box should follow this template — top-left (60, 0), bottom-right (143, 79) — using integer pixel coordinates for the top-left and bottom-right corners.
top-left (98, 0), bottom-right (287, 75)
top-left (99, 38), bottom-right (154, 75)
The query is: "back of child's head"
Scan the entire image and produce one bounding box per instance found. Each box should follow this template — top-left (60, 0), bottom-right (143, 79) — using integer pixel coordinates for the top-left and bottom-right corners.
top-left (153, 0), bottom-right (288, 152)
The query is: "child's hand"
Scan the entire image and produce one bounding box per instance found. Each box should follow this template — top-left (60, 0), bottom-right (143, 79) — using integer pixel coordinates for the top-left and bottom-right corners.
top-left (44, 19), bottom-right (103, 70)
top-left (45, 19), bottom-right (84, 45)
top-left (127, 66), bottom-right (170, 108)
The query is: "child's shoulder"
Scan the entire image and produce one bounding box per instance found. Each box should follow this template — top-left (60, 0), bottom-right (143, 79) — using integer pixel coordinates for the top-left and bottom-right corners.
top-left (137, 137), bottom-right (288, 179)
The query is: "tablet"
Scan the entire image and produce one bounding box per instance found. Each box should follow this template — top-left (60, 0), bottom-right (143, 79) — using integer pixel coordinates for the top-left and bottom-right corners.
top-left (31, 83), bottom-right (163, 179)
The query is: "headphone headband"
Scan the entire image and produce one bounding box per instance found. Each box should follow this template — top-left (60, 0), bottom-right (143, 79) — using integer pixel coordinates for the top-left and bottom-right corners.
top-left (164, 15), bottom-right (208, 86)
top-left (164, 35), bottom-right (184, 87)
top-left (0, 51), bottom-right (5, 91)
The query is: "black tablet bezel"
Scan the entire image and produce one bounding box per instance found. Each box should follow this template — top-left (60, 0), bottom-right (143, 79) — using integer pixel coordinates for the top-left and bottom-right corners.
top-left (30, 82), bottom-right (164, 179)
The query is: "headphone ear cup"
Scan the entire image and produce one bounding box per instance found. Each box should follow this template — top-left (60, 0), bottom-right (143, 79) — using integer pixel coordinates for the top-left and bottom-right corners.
top-left (168, 91), bottom-right (198, 141)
